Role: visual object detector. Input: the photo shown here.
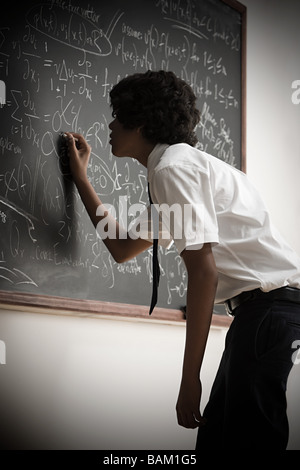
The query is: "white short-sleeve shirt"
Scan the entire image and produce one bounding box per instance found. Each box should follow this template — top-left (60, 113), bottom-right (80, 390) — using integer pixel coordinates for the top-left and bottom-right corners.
top-left (129, 143), bottom-right (300, 303)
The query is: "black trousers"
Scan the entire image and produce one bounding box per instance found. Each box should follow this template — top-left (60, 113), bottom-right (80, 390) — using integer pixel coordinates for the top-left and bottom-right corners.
top-left (196, 298), bottom-right (300, 450)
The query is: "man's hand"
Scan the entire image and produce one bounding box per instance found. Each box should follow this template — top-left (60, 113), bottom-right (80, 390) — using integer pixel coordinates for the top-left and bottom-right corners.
top-left (176, 375), bottom-right (206, 428)
top-left (66, 132), bottom-right (91, 183)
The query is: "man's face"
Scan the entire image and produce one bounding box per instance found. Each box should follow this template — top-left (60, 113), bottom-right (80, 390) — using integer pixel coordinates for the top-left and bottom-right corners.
top-left (109, 117), bottom-right (140, 158)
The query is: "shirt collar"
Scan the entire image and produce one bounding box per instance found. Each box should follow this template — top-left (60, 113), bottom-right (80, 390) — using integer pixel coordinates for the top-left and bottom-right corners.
top-left (147, 143), bottom-right (169, 182)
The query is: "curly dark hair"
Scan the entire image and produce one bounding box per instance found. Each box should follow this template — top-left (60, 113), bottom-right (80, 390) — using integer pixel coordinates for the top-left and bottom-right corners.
top-left (109, 70), bottom-right (200, 147)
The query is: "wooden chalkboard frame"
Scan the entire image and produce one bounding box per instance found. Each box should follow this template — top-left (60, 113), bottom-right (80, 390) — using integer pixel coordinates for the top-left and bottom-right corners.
top-left (0, 0), bottom-right (246, 327)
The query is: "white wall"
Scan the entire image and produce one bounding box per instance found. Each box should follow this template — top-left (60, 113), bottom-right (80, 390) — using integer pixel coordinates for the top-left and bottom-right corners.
top-left (0, 308), bottom-right (226, 450)
top-left (1, 0), bottom-right (300, 450)
top-left (244, 0), bottom-right (300, 254)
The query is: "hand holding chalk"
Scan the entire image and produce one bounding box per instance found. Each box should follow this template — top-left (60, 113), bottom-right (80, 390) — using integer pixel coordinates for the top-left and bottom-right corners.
top-left (61, 132), bottom-right (79, 147)
top-left (64, 132), bottom-right (92, 183)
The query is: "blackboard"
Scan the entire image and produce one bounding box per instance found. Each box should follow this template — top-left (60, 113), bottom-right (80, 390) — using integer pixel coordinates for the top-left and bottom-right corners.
top-left (0, 0), bottom-right (246, 321)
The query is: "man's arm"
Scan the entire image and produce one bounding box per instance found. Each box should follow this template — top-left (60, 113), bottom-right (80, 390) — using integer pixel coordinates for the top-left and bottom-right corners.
top-left (176, 243), bottom-right (218, 428)
top-left (66, 132), bottom-right (152, 262)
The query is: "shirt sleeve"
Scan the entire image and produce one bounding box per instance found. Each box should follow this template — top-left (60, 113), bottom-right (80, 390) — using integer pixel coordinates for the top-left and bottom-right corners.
top-left (150, 164), bottom-right (219, 254)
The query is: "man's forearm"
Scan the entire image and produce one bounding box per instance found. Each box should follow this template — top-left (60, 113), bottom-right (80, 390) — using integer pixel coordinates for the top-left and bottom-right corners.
top-left (182, 267), bottom-right (217, 380)
top-left (74, 175), bottom-right (152, 263)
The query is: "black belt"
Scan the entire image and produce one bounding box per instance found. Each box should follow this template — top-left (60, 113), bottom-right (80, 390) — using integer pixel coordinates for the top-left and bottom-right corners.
top-left (224, 286), bottom-right (300, 316)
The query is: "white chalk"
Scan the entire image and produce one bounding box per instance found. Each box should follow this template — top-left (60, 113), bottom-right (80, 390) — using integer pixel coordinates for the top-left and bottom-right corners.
top-left (61, 132), bottom-right (78, 141)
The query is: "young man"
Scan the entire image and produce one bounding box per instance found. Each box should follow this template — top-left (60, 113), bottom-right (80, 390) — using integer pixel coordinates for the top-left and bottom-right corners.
top-left (66, 70), bottom-right (300, 450)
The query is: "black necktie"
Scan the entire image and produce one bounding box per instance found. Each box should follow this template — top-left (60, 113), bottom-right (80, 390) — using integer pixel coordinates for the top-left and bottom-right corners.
top-left (148, 184), bottom-right (160, 315)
